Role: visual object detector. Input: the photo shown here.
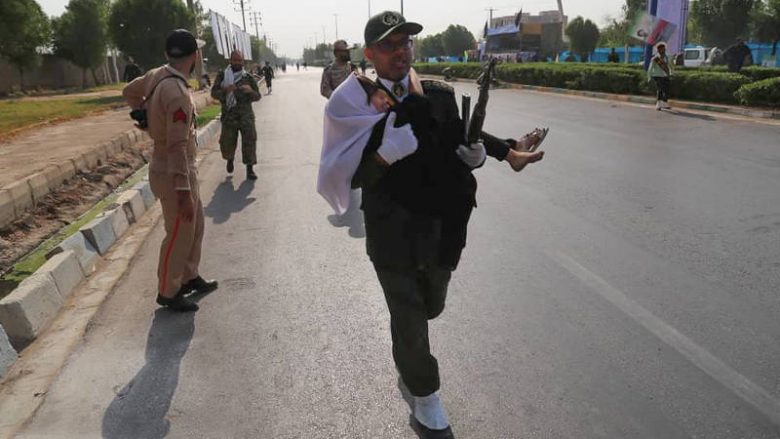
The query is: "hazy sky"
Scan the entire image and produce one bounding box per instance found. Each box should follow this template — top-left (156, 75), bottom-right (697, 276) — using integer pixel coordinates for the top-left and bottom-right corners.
top-left (38, 0), bottom-right (626, 58)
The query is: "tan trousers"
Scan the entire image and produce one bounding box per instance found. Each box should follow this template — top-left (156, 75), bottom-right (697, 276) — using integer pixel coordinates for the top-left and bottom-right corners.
top-left (149, 170), bottom-right (204, 297)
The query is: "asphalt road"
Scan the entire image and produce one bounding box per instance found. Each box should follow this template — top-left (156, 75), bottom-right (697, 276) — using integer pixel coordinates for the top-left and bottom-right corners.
top-left (17, 68), bottom-right (780, 438)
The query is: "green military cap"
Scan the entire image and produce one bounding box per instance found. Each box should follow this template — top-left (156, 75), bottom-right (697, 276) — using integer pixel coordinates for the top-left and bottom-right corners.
top-left (364, 11), bottom-right (423, 46)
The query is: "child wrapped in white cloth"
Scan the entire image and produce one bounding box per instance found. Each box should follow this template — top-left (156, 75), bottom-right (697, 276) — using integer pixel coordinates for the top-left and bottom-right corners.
top-left (317, 74), bottom-right (397, 215)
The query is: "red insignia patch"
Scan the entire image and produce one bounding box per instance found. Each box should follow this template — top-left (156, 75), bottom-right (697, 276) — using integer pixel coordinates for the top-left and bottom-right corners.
top-left (172, 108), bottom-right (187, 123)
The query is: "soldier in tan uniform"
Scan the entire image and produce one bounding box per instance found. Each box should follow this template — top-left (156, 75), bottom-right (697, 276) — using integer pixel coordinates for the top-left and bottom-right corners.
top-left (320, 40), bottom-right (358, 99)
top-left (123, 29), bottom-right (218, 312)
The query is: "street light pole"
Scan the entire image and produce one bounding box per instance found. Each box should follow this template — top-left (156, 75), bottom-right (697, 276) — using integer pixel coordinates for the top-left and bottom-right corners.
top-left (368, 0), bottom-right (371, 18)
top-left (334, 14), bottom-right (339, 39)
top-left (401, 0), bottom-right (404, 15)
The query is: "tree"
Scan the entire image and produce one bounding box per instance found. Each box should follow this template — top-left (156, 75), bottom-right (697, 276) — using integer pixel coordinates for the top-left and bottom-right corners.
top-left (251, 36), bottom-right (278, 65)
top-left (751, 0), bottom-right (780, 55)
top-left (599, 0), bottom-right (647, 48)
top-left (599, 17), bottom-right (631, 48)
top-left (109, 0), bottom-right (194, 69)
top-left (52, 0), bottom-right (110, 88)
top-left (417, 33), bottom-right (445, 58)
top-left (0, 0), bottom-right (50, 91)
top-left (690, 0), bottom-right (757, 47)
top-left (302, 43), bottom-right (331, 66)
top-left (566, 17), bottom-right (601, 62)
top-left (441, 25), bottom-right (476, 57)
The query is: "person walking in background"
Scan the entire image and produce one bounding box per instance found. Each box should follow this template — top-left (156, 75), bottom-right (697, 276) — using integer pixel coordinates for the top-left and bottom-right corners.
top-left (211, 50), bottom-right (262, 180)
top-left (123, 57), bottom-right (143, 83)
top-left (261, 61), bottom-right (275, 94)
top-left (648, 42), bottom-right (672, 111)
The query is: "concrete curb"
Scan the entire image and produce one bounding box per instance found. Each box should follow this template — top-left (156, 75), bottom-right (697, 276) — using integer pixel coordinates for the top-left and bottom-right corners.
top-left (36, 251), bottom-right (84, 300)
top-left (113, 189), bottom-right (146, 224)
top-left (0, 118), bottom-right (220, 376)
top-left (80, 214), bottom-right (117, 256)
top-left (46, 232), bottom-right (100, 275)
top-left (0, 92), bottom-right (215, 231)
top-left (0, 324), bottom-right (15, 378)
top-left (0, 273), bottom-right (63, 348)
top-left (420, 74), bottom-right (780, 121)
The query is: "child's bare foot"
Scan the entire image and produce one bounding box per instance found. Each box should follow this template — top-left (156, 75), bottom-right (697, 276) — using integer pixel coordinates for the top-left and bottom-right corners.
top-left (505, 149), bottom-right (545, 172)
top-left (513, 128), bottom-right (542, 151)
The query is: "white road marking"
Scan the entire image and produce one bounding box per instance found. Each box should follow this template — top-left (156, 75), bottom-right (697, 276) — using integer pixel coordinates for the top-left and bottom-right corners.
top-left (549, 250), bottom-right (780, 426)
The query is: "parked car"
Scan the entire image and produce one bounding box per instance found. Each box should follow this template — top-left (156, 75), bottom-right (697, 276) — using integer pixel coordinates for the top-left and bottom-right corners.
top-left (684, 46), bottom-right (725, 67)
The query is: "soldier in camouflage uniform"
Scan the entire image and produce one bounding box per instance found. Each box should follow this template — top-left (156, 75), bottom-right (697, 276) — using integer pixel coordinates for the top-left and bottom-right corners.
top-left (211, 50), bottom-right (262, 180)
top-left (320, 40), bottom-right (358, 99)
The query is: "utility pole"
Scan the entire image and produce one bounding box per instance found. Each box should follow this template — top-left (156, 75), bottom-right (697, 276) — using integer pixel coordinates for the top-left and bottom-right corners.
top-left (250, 11), bottom-right (262, 39)
top-left (368, 0), bottom-right (371, 18)
top-left (322, 26), bottom-right (326, 45)
top-left (401, 0), bottom-right (404, 15)
top-left (485, 7), bottom-right (498, 27)
top-left (234, 0), bottom-right (249, 31)
top-left (334, 14), bottom-right (339, 39)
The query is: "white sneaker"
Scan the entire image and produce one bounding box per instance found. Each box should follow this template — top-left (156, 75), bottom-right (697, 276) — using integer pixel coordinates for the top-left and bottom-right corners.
top-left (414, 392), bottom-right (450, 431)
top-left (656, 101), bottom-right (662, 111)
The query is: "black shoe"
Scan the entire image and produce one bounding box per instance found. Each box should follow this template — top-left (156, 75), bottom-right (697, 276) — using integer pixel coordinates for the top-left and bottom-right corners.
top-left (183, 276), bottom-right (219, 295)
top-left (413, 420), bottom-right (455, 439)
top-left (227, 159), bottom-right (234, 174)
top-left (247, 166), bottom-right (258, 180)
top-left (156, 294), bottom-right (199, 312)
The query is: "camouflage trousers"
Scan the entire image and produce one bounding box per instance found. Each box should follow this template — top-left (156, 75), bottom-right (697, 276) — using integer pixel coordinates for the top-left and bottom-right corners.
top-left (219, 111), bottom-right (257, 165)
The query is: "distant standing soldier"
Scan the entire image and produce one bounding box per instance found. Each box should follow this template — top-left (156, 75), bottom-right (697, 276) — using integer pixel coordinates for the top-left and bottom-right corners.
top-left (724, 38), bottom-right (753, 72)
top-left (359, 58), bottom-right (367, 74)
top-left (123, 29), bottom-right (218, 312)
top-left (607, 48), bottom-right (620, 63)
top-left (211, 50), bottom-right (262, 180)
top-left (296, 62), bottom-right (300, 71)
top-left (123, 57), bottom-right (143, 82)
top-left (261, 61), bottom-right (275, 94)
top-left (320, 40), bottom-right (358, 99)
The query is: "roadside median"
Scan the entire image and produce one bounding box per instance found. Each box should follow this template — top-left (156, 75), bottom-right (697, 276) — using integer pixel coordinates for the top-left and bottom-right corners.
top-left (0, 111), bottom-right (222, 377)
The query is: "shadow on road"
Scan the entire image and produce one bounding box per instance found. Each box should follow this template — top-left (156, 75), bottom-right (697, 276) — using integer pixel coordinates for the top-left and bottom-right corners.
top-left (664, 109), bottom-right (716, 121)
top-left (204, 176), bottom-right (256, 225)
top-left (101, 291), bottom-right (213, 439)
top-left (326, 189), bottom-right (365, 239)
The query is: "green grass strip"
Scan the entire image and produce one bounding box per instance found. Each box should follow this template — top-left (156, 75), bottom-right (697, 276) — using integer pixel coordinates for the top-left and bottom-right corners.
top-left (0, 95), bottom-right (126, 137)
top-left (196, 104), bottom-right (221, 127)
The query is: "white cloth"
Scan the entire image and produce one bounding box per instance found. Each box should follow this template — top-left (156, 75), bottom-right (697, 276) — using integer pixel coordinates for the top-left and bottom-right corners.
top-left (414, 392), bottom-right (450, 430)
top-left (221, 66), bottom-right (246, 110)
top-left (317, 74), bottom-right (387, 215)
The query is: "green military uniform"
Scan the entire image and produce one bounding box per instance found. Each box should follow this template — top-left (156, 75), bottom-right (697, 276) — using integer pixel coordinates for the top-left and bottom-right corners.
top-left (320, 61), bottom-right (356, 99)
top-left (211, 70), bottom-right (261, 166)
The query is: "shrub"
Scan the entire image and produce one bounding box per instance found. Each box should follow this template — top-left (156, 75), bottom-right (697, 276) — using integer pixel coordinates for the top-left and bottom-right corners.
top-left (734, 77), bottom-right (780, 107)
top-left (668, 71), bottom-right (751, 103)
top-left (414, 62), bottom-right (777, 106)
